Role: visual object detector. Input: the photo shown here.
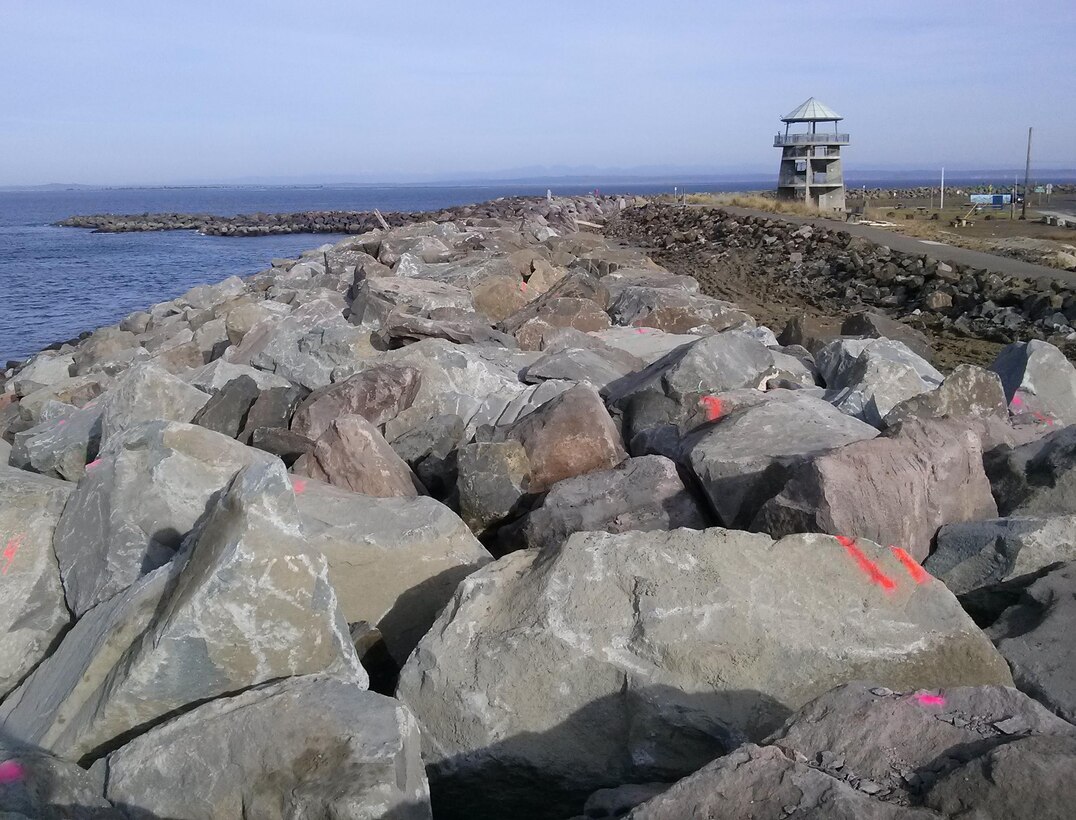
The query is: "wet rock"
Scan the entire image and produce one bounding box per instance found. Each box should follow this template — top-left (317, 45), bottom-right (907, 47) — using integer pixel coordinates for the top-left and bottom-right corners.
top-left (520, 455), bottom-right (708, 551)
top-left (0, 462), bottom-right (363, 762)
top-left (397, 528), bottom-right (1010, 819)
top-left (985, 425), bottom-right (1076, 515)
top-left (292, 414), bottom-right (422, 497)
top-left (990, 339), bottom-right (1076, 424)
top-left (102, 677), bottom-right (431, 820)
top-left (291, 364), bottom-right (421, 441)
top-left (296, 476), bottom-right (491, 664)
top-left (987, 561), bottom-right (1076, 723)
top-left (0, 467), bottom-right (72, 699)
top-left (52, 420), bottom-right (275, 616)
top-left (683, 392), bottom-right (879, 527)
top-left (926, 516), bottom-right (1076, 594)
top-left (755, 418), bottom-right (997, 561)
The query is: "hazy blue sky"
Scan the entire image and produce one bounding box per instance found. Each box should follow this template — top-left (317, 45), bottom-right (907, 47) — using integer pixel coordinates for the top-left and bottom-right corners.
top-left (2, 0), bottom-right (1073, 185)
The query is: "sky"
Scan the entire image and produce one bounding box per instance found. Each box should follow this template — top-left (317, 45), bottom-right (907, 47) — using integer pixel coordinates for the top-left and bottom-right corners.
top-left (1, 0), bottom-right (1074, 186)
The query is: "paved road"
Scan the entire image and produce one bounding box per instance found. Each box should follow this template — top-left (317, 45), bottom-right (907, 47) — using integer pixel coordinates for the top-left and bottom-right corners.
top-left (716, 205), bottom-right (1075, 285)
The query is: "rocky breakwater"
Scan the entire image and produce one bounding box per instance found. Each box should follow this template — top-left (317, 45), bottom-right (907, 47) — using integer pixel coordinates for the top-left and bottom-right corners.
top-left (1, 195), bottom-right (1075, 819)
top-left (55, 194), bottom-right (629, 237)
top-left (609, 203), bottom-right (1076, 359)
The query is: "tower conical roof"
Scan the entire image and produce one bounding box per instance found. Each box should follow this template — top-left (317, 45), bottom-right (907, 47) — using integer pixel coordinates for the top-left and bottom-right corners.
top-left (781, 98), bottom-right (842, 122)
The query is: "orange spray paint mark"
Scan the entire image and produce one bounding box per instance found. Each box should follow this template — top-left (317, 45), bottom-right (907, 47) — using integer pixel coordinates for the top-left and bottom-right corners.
top-left (915, 693), bottom-right (946, 707)
top-left (2, 534), bottom-right (25, 576)
top-left (700, 395), bottom-right (725, 421)
top-left (890, 546), bottom-right (929, 584)
top-left (835, 535), bottom-right (897, 592)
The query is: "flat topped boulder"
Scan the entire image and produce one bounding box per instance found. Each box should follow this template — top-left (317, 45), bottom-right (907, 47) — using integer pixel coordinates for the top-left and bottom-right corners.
top-left (397, 527), bottom-right (1010, 819)
top-left (682, 392), bottom-right (879, 527)
top-left (103, 677), bottom-right (431, 820)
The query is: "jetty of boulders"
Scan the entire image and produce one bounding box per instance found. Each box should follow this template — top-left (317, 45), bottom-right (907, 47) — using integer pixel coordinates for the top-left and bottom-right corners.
top-left (4, 195), bottom-right (1076, 818)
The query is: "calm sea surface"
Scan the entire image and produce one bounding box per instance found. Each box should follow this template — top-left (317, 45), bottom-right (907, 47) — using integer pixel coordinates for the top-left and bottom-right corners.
top-left (0, 175), bottom-right (987, 363)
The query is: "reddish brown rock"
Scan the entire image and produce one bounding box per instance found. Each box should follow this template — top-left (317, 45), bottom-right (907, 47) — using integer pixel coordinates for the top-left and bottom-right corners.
top-left (292, 414), bottom-right (421, 497)
top-left (754, 417), bottom-right (998, 561)
top-left (290, 364), bottom-right (421, 441)
top-left (500, 383), bottom-right (627, 492)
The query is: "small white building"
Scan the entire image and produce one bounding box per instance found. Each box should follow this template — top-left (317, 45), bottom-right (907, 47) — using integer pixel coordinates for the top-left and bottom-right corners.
top-left (774, 98), bottom-right (849, 213)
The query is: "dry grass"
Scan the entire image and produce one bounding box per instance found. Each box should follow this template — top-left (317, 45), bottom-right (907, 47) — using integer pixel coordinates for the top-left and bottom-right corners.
top-left (684, 192), bottom-right (826, 218)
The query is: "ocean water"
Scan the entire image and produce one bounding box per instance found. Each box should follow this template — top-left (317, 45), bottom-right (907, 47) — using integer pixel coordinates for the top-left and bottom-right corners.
top-left (0, 181), bottom-right (745, 364)
top-left (0, 174), bottom-right (1025, 364)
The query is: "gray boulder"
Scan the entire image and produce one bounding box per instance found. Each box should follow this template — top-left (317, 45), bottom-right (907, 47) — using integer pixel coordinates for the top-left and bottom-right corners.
top-left (456, 440), bottom-right (532, 536)
top-left (10, 354), bottom-right (73, 397)
top-left (0, 739), bottom-right (122, 819)
top-left (0, 461), bottom-right (363, 762)
top-left (818, 338), bottom-right (943, 427)
top-left (350, 277), bottom-right (475, 328)
top-left (768, 681), bottom-right (1076, 805)
top-left (8, 403), bottom-right (103, 480)
top-left (628, 743), bottom-right (936, 820)
top-left (102, 677), bottom-right (431, 820)
top-left (988, 561), bottom-right (1076, 723)
top-left (926, 516), bottom-right (1076, 594)
top-left (841, 312), bottom-right (934, 362)
top-left (591, 327), bottom-right (703, 365)
top-left (53, 420), bottom-right (275, 616)
top-left (884, 364), bottom-right (1008, 428)
top-left (190, 374), bottom-right (261, 438)
top-left (682, 392), bottom-right (879, 527)
top-left (0, 467), bottom-right (72, 699)
top-left (990, 339), bottom-right (1076, 425)
top-left (521, 455), bottom-right (708, 551)
top-left (397, 528), bottom-right (1010, 819)
top-left (295, 476), bottom-right (491, 664)
top-left (185, 359), bottom-right (292, 393)
top-left (97, 362), bottom-right (210, 446)
top-left (520, 347), bottom-right (639, 390)
top-left (755, 418), bottom-right (998, 561)
top-left (985, 425), bottom-right (1076, 515)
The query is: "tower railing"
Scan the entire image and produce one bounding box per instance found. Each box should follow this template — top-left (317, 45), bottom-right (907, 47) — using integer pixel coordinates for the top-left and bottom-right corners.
top-left (774, 133), bottom-right (850, 146)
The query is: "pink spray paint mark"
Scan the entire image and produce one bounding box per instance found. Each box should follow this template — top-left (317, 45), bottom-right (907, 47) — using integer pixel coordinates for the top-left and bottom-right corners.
top-left (292, 478), bottom-right (307, 495)
top-left (890, 546), bottom-right (930, 584)
top-left (519, 281), bottom-right (528, 292)
top-left (56, 419), bottom-right (66, 426)
top-left (835, 535), bottom-right (897, 592)
top-left (1032, 411), bottom-right (1055, 426)
top-left (701, 395), bottom-right (725, 422)
top-left (2, 534), bottom-right (25, 576)
top-left (915, 693), bottom-right (946, 707)
top-left (85, 459), bottom-right (102, 471)
top-left (0, 760), bottom-right (24, 784)
top-left (1011, 394), bottom-right (1024, 408)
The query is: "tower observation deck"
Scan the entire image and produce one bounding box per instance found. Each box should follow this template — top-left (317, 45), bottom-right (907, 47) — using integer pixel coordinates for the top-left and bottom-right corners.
top-left (775, 97), bottom-right (848, 213)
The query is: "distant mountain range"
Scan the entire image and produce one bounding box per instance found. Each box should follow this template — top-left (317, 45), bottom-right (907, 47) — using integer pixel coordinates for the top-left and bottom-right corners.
top-left (3, 166), bottom-right (1075, 192)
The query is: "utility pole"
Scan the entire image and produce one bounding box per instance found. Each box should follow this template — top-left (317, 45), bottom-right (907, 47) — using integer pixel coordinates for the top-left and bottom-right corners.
top-left (1010, 176), bottom-right (1016, 220)
top-left (1021, 127), bottom-right (1033, 220)
top-left (940, 167), bottom-right (945, 209)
